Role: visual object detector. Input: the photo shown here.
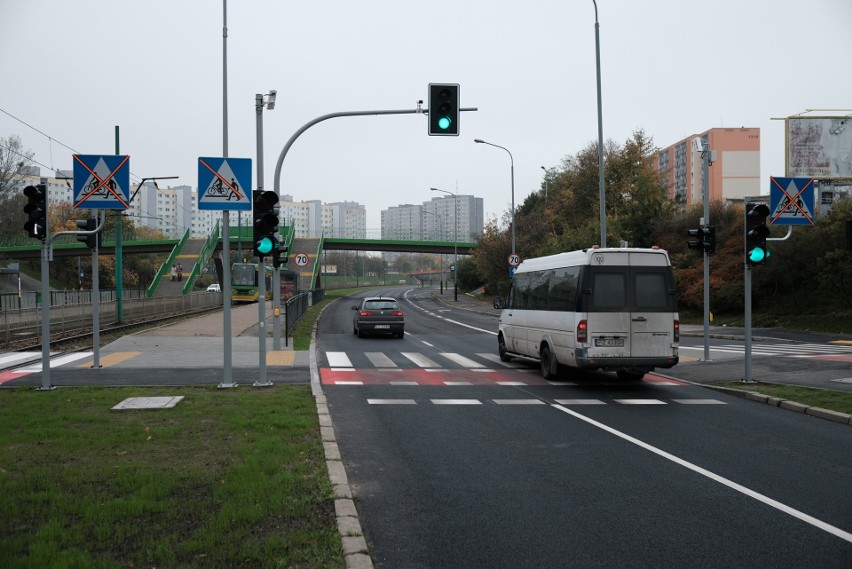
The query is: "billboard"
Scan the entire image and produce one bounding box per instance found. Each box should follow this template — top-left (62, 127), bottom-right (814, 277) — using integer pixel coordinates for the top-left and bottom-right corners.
top-left (786, 117), bottom-right (852, 179)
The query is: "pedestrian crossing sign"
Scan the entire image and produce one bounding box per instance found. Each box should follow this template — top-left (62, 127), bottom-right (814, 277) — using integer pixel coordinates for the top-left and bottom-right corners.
top-left (197, 157), bottom-right (252, 211)
top-left (769, 176), bottom-right (815, 226)
top-left (72, 154), bottom-right (130, 209)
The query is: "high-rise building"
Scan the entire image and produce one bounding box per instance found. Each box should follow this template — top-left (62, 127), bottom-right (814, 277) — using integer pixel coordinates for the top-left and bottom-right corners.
top-left (382, 194), bottom-right (484, 243)
top-left (653, 127), bottom-right (760, 207)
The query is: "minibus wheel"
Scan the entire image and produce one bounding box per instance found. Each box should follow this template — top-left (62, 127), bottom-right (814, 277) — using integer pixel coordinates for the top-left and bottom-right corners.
top-left (498, 335), bottom-right (512, 362)
top-left (540, 345), bottom-right (557, 380)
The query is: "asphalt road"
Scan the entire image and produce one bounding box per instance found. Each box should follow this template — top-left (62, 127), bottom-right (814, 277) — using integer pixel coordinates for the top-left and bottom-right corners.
top-left (318, 287), bottom-right (852, 568)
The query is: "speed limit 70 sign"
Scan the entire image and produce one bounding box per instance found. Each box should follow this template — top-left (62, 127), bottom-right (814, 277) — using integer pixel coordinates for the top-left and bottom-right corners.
top-left (294, 253), bottom-right (309, 267)
top-left (508, 253), bottom-right (521, 267)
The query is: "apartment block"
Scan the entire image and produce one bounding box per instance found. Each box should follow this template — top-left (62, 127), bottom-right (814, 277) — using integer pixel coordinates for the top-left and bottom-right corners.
top-left (654, 127), bottom-right (760, 207)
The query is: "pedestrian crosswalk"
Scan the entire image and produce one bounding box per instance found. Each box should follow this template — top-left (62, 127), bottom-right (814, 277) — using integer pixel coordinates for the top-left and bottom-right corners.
top-left (320, 350), bottom-right (684, 386)
top-left (707, 343), bottom-right (852, 358)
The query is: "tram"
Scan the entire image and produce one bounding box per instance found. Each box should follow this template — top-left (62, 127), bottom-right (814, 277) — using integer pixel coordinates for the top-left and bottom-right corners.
top-left (231, 263), bottom-right (300, 303)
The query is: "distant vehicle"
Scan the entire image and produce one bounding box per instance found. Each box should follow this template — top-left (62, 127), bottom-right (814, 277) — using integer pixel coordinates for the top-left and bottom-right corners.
top-left (231, 263), bottom-right (272, 302)
top-left (497, 246), bottom-right (679, 381)
top-left (206, 283), bottom-right (221, 293)
top-left (352, 296), bottom-right (405, 338)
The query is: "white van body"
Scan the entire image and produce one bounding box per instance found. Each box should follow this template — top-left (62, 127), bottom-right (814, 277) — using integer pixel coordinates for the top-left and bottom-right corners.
top-left (498, 247), bottom-right (679, 380)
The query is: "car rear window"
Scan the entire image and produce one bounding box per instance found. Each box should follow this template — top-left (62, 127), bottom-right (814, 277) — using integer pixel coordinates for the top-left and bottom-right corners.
top-left (364, 300), bottom-right (398, 310)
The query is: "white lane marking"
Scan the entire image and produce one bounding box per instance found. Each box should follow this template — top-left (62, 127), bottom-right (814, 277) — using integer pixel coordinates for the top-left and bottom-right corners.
top-left (440, 352), bottom-right (485, 368)
top-left (365, 352), bottom-right (397, 368)
top-left (402, 352), bottom-right (440, 368)
top-left (496, 381), bottom-right (528, 386)
top-left (616, 399), bottom-right (667, 405)
top-left (368, 399), bottom-right (417, 405)
top-left (326, 352), bottom-right (352, 367)
top-left (330, 368), bottom-right (357, 372)
top-left (673, 399), bottom-right (726, 405)
top-left (554, 399), bottom-right (606, 405)
top-left (17, 352), bottom-right (93, 372)
top-left (403, 290), bottom-right (496, 336)
top-left (431, 399), bottom-right (482, 405)
top-left (389, 381), bottom-right (419, 386)
top-left (553, 405), bottom-right (852, 545)
top-left (333, 381), bottom-right (363, 385)
top-left (493, 399), bottom-right (546, 405)
top-left (444, 381), bottom-right (473, 386)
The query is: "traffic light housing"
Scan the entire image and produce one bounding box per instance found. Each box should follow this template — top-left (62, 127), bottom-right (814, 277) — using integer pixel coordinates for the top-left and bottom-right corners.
top-left (253, 190), bottom-right (280, 260)
top-left (75, 218), bottom-right (99, 249)
top-left (745, 202), bottom-right (770, 265)
top-left (428, 83), bottom-right (460, 136)
top-left (273, 243), bottom-right (288, 269)
top-left (687, 225), bottom-right (715, 254)
top-left (23, 184), bottom-right (48, 240)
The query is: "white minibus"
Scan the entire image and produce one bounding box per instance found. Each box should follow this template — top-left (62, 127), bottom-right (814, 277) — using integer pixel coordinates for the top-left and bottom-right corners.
top-left (497, 247), bottom-right (679, 380)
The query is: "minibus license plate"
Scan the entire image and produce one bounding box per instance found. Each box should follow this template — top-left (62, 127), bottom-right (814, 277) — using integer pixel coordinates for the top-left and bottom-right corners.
top-left (595, 338), bottom-right (624, 347)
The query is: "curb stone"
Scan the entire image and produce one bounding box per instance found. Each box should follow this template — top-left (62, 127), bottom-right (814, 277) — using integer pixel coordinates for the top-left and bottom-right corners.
top-left (309, 298), bottom-right (375, 568)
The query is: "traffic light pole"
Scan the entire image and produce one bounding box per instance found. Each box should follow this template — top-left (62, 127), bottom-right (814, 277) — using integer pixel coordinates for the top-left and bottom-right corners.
top-left (91, 212), bottom-right (101, 369)
top-left (701, 146), bottom-right (711, 362)
top-left (38, 232), bottom-right (51, 390)
top-left (272, 106), bottom-right (478, 205)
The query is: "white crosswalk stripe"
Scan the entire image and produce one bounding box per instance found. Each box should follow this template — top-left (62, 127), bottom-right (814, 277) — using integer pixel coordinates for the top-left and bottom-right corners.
top-left (365, 352), bottom-right (397, 368)
top-left (439, 352), bottom-right (485, 368)
top-left (326, 352), bottom-right (353, 368)
top-left (401, 352), bottom-right (440, 368)
top-left (715, 343), bottom-right (852, 356)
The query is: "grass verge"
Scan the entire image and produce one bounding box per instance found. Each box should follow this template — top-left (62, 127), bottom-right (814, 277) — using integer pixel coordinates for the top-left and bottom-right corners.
top-left (0, 386), bottom-right (345, 569)
top-left (719, 382), bottom-right (852, 416)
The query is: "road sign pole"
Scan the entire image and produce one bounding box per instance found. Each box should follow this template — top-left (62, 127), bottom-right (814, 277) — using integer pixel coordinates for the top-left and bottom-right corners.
top-left (91, 211), bottom-right (101, 369)
top-left (219, 211), bottom-right (236, 388)
top-left (744, 264), bottom-right (753, 383)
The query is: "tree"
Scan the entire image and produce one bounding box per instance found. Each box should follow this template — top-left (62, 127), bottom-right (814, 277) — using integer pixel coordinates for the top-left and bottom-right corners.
top-left (0, 135), bottom-right (35, 202)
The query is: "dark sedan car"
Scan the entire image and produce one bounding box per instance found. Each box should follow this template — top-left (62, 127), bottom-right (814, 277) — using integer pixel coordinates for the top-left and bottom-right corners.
top-left (352, 297), bottom-right (405, 338)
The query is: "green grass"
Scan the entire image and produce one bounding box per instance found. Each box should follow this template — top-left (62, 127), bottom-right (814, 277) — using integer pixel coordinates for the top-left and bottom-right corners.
top-left (720, 382), bottom-right (852, 416)
top-left (0, 386), bottom-right (345, 569)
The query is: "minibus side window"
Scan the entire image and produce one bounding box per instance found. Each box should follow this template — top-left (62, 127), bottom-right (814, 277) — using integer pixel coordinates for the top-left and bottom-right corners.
top-left (549, 267), bottom-right (580, 311)
top-left (511, 273), bottom-right (532, 310)
top-left (529, 271), bottom-right (551, 310)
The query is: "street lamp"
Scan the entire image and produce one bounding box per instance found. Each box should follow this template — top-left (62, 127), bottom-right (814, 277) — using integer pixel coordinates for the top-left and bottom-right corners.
top-left (540, 165), bottom-right (548, 202)
top-left (474, 138), bottom-right (515, 256)
top-left (421, 208), bottom-right (444, 294)
top-left (430, 187), bottom-right (458, 301)
top-left (592, 0), bottom-right (606, 247)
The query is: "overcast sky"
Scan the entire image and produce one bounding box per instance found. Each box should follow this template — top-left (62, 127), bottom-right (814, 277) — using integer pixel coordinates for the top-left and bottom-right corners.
top-left (3, 0), bottom-right (851, 230)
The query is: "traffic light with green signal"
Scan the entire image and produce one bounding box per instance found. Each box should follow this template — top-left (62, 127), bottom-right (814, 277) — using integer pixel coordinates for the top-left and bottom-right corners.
top-left (23, 184), bottom-right (48, 240)
top-left (253, 190), bottom-right (280, 260)
top-left (745, 202), bottom-right (770, 265)
top-left (428, 83), bottom-right (460, 136)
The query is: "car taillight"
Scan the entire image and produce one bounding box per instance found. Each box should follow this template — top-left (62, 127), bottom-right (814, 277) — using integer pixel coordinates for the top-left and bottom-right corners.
top-left (360, 310), bottom-right (372, 317)
top-left (577, 320), bottom-right (588, 343)
top-left (673, 320), bottom-right (680, 343)
top-left (391, 310), bottom-right (403, 317)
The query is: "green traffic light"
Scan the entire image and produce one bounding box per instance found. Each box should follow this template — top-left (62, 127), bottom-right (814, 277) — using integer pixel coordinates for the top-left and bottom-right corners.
top-left (256, 236), bottom-right (273, 255)
top-left (437, 116), bottom-right (451, 130)
top-left (747, 247), bottom-right (768, 263)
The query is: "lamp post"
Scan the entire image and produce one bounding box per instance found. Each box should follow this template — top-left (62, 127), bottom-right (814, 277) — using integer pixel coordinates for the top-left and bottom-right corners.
top-left (540, 165), bottom-right (549, 202)
top-left (474, 139), bottom-right (515, 256)
top-left (593, 0), bottom-right (607, 247)
top-left (421, 208), bottom-right (443, 294)
top-left (430, 188), bottom-right (458, 301)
